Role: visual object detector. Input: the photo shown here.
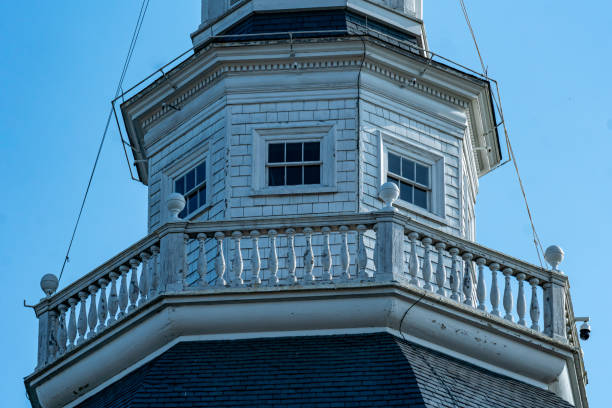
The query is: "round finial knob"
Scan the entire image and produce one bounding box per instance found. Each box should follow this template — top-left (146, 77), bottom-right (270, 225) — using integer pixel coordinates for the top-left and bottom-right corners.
top-left (544, 245), bottom-right (564, 271)
top-left (40, 274), bottom-right (59, 297)
top-left (167, 193), bottom-right (186, 220)
top-left (379, 182), bottom-right (400, 211)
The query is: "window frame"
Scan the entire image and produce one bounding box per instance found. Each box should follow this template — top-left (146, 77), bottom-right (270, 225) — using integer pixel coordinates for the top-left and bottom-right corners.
top-left (161, 142), bottom-right (213, 222)
top-left (386, 151), bottom-right (432, 211)
top-left (251, 125), bottom-right (336, 196)
top-left (174, 160), bottom-right (208, 218)
top-left (377, 130), bottom-right (445, 219)
top-left (266, 141), bottom-right (323, 187)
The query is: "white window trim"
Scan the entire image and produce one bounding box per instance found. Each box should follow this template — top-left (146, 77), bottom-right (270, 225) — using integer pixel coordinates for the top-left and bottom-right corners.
top-left (160, 142), bottom-right (213, 222)
top-left (250, 125), bottom-right (337, 196)
top-left (376, 130), bottom-right (446, 220)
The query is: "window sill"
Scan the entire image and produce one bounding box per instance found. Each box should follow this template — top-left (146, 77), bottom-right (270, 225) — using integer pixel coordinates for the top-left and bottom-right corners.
top-left (389, 199), bottom-right (447, 226)
top-left (250, 185), bottom-right (337, 197)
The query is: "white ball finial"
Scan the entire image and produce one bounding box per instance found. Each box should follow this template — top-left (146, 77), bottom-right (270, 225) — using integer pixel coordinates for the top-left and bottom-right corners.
top-left (544, 245), bottom-right (564, 271)
top-left (40, 274), bottom-right (59, 297)
top-left (167, 193), bottom-right (186, 220)
top-left (379, 182), bottom-right (400, 212)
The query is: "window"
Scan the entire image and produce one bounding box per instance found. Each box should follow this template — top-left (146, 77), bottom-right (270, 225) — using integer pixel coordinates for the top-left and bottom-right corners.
top-left (387, 152), bottom-right (430, 210)
top-left (175, 161), bottom-right (207, 218)
top-left (267, 142), bottom-right (321, 186)
top-left (251, 125), bottom-right (336, 195)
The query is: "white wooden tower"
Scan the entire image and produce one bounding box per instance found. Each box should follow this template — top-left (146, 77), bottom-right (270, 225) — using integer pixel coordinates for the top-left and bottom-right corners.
top-left (25, 2), bottom-right (588, 407)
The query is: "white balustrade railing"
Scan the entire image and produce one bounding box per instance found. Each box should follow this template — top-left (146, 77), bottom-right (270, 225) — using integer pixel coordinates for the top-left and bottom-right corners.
top-left (33, 210), bottom-right (572, 370)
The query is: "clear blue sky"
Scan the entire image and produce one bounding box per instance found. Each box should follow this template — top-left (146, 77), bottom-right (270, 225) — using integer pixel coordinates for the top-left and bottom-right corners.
top-left (1, 1), bottom-right (610, 406)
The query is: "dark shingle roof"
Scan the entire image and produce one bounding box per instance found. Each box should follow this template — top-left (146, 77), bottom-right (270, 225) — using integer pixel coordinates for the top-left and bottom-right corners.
top-left (77, 333), bottom-right (574, 408)
top-left (212, 9), bottom-right (418, 45)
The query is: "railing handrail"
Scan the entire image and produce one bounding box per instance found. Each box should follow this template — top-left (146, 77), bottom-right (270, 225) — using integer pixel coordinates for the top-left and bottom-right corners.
top-left (397, 214), bottom-right (566, 285)
top-left (37, 211), bottom-right (566, 316)
top-left (185, 213), bottom-right (378, 234)
top-left (35, 233), bottom-right (161, 316)
top-left (34, 213), bottom-right (379, 314)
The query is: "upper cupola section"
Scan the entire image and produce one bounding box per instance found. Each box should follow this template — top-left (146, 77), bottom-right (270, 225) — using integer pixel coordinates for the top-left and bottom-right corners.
top-left (192, 0), bottom-right (427, 52)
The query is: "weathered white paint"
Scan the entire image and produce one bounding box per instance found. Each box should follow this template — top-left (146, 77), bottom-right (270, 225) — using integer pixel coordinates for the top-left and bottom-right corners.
top-left (25, 2), bottom-right (590, 406)
top-left (28, 284), bottom-right (578, 408)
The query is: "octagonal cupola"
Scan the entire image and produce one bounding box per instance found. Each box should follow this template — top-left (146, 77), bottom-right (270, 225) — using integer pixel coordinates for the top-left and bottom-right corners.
top-left (193, 0), bottom-right (428, 51)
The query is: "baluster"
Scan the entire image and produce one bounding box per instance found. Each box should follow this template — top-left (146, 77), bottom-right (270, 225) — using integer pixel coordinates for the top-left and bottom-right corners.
top-left (516, 273), bottom-right (527, 326)
top-left (421, 238), bottom-right (433, 290)
top-left (251, 230), bottom-right (261, 285)
top-left (48, 311), bottom-right (59, 362)
top-left (118, 265), bottom-right (129, 318)
top-left (87, 285), bottom-right (97, 339)
top-left (97, 279), bottom-right (108, 332)
top-left (503, 268), bottom-right (514, 322)
top-left (286, 228), bottom-right (297, 284)
top-left (529, 278), bottom-right (540, 331)
top-left (149, 246), bottom-right (160, 297)
top-left (139, 253), bottom-right (150, 305)
top-left (57, 304), bottom-right (68, 357)
top-left (303, 228), bottom-right (315, 282)
top-left (408, 232), bottom-right (420, 286)
top-left (321, 227), bottom-right (332, 281)
top-left (339, 226), bottom-right (351, 280)
top-left (67, 298), bottom-right (77, 350)
top-left (476, 258), bottom-right (487, 312)
top-left (197, 234), bottom-right (208, 287)
top-left (128, 259), bottom-right (140, 312)
top-left (108, 272), bottom-right (119, 325)
top-left (449, 248), bottom-right (460, 301)
top-left (374, 224), bottom-right (380, 274)
top-left (434, 243), bottom-right (446, 296)
top-left (214, 232), bottom-right (227, 286)
top-left (462, 253), bottom-right (474, 307)
top-left (268, 230), bottom-right (279, 285)
top-left (183, 234), bottom-right (190, 287)
top-left (232, 231), bottom-right (244, 286)
top-left (356, 225), bottom-right (368, 280)
top-left (489, 263), bottom-right (501, 317)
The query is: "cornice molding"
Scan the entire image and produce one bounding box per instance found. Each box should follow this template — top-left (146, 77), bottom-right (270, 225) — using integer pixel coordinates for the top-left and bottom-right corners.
top-left (138, 55), bottom-right (470, 132)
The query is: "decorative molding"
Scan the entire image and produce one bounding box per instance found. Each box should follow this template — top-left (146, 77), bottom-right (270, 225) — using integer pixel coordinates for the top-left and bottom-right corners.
top-left (139, 56), bottom-right (470, 131)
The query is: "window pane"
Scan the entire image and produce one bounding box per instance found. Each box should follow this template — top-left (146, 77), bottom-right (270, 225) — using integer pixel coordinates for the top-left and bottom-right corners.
top-left (179, 206), bottom-right (187, 219)
top-left (388, 177), bottom-right (399, 187)
top-left (400, 182), bottom-right (413, 203)
top-left (388, 153), bottom-right (401, 175)
top-left (175, 178), bottom-right (185, 195)
top-left (414, 187), bottom-right (428, 209)
top-left (268, 144), bottom-right (284, 163)
top-left (416, 163), bottom-right (429, 187)
top-left (188, 192), bottom-right (198, 214)
top-left (304, 142), bottom-right (320, 161)
top-left (198, 186), bottom-right (207, 207)
top-left (269, 166), bottom-right (285, 186)
top-left (286, 143), bottom-right (302, 162)
top-left (402, 158), bottom-right (415, 181)
top-left (286, 165), bottom-right (302, 185)
top-left (185, 169), bottom-right (196, 192)
top-left (196, 162), bottom-right (206, 185)
top-left (304, 165), bottom-right (320, 184)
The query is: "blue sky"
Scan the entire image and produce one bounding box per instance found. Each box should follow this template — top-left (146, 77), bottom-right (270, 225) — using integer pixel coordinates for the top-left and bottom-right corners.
top-left (1, 1), bottom-right (610, 406)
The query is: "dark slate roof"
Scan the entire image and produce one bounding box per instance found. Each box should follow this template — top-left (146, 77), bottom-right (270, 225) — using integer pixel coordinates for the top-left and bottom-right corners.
top-left (212, 9), bottom-right (418, 45)
top-left (77, 333), bottom-right (574, 408)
